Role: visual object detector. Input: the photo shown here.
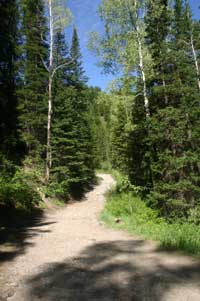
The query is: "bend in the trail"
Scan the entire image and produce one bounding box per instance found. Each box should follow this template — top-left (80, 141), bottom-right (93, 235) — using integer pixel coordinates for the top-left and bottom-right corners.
top-left (0, 174), bottom-right (200, 301)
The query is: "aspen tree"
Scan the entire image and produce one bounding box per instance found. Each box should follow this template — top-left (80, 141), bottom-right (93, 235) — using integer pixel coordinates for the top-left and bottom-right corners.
top-left (45, 0), bottom-right (72, 182)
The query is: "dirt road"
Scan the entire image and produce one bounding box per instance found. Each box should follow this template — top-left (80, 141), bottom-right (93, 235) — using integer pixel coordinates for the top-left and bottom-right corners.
top-left (1, 174), bottom-right (200, 300)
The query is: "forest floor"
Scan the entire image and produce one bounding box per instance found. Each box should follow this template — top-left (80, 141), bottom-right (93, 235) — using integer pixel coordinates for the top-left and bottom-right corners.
top-left (0, 174), bottom-right (200, 301)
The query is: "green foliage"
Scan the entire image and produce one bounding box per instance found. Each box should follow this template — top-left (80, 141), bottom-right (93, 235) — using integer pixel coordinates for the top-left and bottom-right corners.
top-left (51, 84), bottom-right (96, 197)
top-left (102, 188), bottom-right (200, 256)
top-left (0, 169), bottom-right (41, 210)
top-left (90, 91), bottom-right (113, 168)
top-left (50, 0), bottom-right (72, 34)
top-left (46, 180), bottom-right (69, 201)
top-left (111, 102), bottom-right (129, 172)
top-left (188, 206), bottom-right (200, 225)
top-left (18, 0), bottom-right (48, 157)
top-left (0, 0), bottom-right (99, 210)
top-left (145, 0), bottom-right (200, 217)
top-left (94, 0), bottom-right (200, 221)
top-left (51, 28), bottom-right (96, 198)
top-left (69, 27), bottom-right (88, 87)
top-left (112, 170), bottom-right (142, 194)
top-left (0, 0), bottom-right (21, 166)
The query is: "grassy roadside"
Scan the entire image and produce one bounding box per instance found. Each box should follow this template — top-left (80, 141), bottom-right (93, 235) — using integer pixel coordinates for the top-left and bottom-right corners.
top-left (101, 172), bottom-right (200, 257)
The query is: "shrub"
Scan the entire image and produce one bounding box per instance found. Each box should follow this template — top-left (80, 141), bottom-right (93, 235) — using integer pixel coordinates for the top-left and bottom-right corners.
top-left (0, 168), bottom-right (41, 210)
top-left (103, 181), bottom-right (200, 256)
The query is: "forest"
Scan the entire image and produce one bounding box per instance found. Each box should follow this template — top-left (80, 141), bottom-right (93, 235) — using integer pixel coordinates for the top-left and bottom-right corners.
top-left (0, 0), bottom-right (200, 256)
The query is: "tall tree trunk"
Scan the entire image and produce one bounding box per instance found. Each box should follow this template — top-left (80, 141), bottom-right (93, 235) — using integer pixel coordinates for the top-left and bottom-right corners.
top-left (162, 77), bottom-right (168, 105)
top-left (133, 0), bottom-right (150, 118)
top-left (136, 29), bottom-right (150, 118)
top-left (190, 34), bottom-right (200, 92)
top-left (46, 0), bottom-right (53, 182)
top-left (124, 0), bottom-right (150, 118)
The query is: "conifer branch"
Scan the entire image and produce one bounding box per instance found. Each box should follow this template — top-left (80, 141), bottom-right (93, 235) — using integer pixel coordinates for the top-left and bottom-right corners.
top-left (51, 56), bottom-right (77, 79)
top-left (40, 55), bottom-right (49, 72)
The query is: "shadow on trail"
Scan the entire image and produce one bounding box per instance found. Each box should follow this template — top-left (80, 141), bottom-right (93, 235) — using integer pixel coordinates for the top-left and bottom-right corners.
top-left (0, 205), bottom-right (55, 264)
top-left (27, 240), bottom-right (200, 300)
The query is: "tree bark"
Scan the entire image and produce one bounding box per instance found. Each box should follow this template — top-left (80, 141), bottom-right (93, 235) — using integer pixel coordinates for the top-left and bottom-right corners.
top-left (46, 0), bottom-right (53, 182)
top-left (190, 34), bottom-right (200, 92)
top-left (136, 29), bottom-right (150, 118)
top-left (133, 0), bottom-right (150, 118)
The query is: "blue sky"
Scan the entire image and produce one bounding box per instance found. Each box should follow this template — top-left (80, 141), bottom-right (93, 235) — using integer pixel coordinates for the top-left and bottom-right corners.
top-left (68, 0), bottom-right (200, 91)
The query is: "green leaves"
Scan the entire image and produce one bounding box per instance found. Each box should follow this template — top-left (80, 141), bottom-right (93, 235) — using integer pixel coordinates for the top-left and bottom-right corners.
top-left (51, 0), bottom-right (72, 33)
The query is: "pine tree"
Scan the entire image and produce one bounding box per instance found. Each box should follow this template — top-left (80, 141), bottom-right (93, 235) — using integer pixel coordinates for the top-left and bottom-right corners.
top-left (18, 0), bottom-right (48, 160)
top-left (0, 0), bottom-right (20, 173)
top-left (50, 28), bottom-right (95, 198)
top-left (53, 32), bottom-right (70, 87)
top-left (90, 90), bottom-right (112, 169)
top-left (70, 27), bottom-right (88, 87)
top-left (50, 32), bottom-right (73, 197)
top-left (111, 101), bottom-right (129, 173)
top-left (45, 0), bottom-right (72, 181)
top-left (51, 86), bottom-right (95, 198)
top-left (129, 91), bottom-right (152, 189)
top-left (146, 0), bottom-right (200, 218)
top-left (145, 0), bottom-right (170, 109)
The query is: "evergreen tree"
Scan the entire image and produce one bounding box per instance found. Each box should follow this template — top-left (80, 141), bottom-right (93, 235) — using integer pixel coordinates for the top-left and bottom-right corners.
top-left (0, 0), bottom-right (20, 173)
top-left (90, 91), bottom-right (113, 169)
top-left (146, 0), bottom-right (200, 217)
top-left (111, 101), bottom-right (129, 173)
top-left (145, 0), bottom-right (170, 110)
top-left (51, 28), bottom-right (95, 198)
top-left (18, 0), bottom-right (48, 160)
top-left (51, 86), bottom-right (96, 198)
top-left (70, 27), bottom-right (88, 87)
top-left (129, 91), bottom-right (152, 190)
top-left (53, 31), bottom-right (70, 87)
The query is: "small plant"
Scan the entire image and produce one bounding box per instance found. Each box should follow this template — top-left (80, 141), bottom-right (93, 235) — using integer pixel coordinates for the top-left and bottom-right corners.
top-left (112, 171), bottom-right (142, 194)
top-left (188, 206), bottom-right (200, 225)
top-left (45, 181), bottom-right (69, 201)
top-left (0, 174), bottom-right (41, 210)
top-left (102, 171), bottom-right (200, 256)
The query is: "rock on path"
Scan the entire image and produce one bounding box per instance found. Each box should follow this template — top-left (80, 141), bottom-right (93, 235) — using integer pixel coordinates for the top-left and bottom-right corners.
top-left (1, 174), bottom-right (200, 301)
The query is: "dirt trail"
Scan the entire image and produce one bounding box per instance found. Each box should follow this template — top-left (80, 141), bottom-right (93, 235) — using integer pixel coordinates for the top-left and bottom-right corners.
top-left (1, 174), bottom-right (200, 301)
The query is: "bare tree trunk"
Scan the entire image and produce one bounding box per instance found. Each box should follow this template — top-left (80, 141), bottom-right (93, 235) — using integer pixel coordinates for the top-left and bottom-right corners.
top-left (46, 0), bottom-right (53, 182)
top-left (136, 31), bottom-right (150, 118)
top-left (124, 0), bottom-right (150, 119)
top-left (46, 76), bottom-right (52, 182)
top-left (133, 0), bottom-right (150, 119)
top-left (190, 34), bottom-right (200, 91)
top-left (162, 77), bottom-right (168, 105)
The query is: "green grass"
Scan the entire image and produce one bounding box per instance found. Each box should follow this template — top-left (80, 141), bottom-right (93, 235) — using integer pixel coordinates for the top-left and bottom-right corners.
top-left (101, 191), bottom-right (200, 256)
top-left (52, 198), bottom-right (66, 207)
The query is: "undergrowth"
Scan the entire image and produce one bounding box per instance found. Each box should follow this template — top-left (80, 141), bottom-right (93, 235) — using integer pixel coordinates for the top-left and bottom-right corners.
top-left (0, 157), bottom-right (44, 211)
top-left (102, 171), bottom-right (200, 256)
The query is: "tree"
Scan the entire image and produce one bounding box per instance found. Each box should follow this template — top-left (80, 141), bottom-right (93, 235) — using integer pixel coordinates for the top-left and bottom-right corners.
top-left (146, 0), bottom-right (200, 217)
top-left (18, 0), bottom-right (48, 160)
top-left (0, 0), bottom-right (20, 173)
top-left (50, 27), bottom-right (96, 198)
top-left (145, 0), bottom-right (170, 108)
top-left (90, 91), bottom-right (113, 168)
top-left (179, 2), bottom-right (200, 91)
top-left (45, 0), bottom-right (72, 182)
top-left (69, 27), bottom-right (88, 87)
top-left (90, 0), bottom-right (151, 118)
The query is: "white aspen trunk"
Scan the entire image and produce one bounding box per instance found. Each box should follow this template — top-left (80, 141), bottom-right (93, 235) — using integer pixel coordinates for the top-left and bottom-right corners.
top-left (162, 77), bottom-right (168, 105)
top-left (46, 0), bottom-right (53, 182)
top-left (123, 0), bottom-right (150, 118)
top-left (133, 0), bottom-right (150, 118)
top-left (137, 32), bottom-right (150, 118)
top-left (190, 34), bottom-right (200, 91)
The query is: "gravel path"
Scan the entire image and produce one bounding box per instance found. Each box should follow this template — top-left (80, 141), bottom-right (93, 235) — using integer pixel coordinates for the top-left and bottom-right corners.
top-left (1, 174), bottom-right (200, 301)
